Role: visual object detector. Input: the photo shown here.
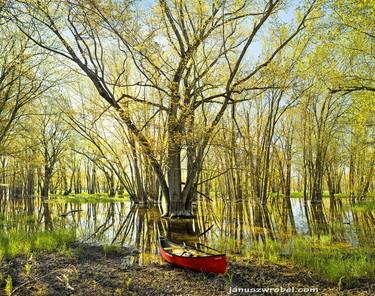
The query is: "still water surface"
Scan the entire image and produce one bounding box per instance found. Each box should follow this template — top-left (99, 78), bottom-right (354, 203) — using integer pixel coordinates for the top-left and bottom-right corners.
top-left (1, 197), bottom-right (374, 264)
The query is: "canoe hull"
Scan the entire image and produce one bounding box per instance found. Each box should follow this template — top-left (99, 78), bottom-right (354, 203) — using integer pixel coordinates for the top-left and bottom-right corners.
top-left (159, 244), bottom-right (227, 274)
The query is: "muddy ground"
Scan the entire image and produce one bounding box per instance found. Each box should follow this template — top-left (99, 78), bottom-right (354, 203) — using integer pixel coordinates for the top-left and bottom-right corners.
top-left (0, 245), bottom-right (373, 296)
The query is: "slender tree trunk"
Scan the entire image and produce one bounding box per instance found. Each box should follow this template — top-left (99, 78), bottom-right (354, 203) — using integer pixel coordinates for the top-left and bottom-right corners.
top-left (129, 136), bottom-right (147, 205)
top-left (43, 166), bottom-right (51, 199)
top-left (26, 166), bottom-right (35, 196)
top-left (285, 145), bottom-right (292, 199)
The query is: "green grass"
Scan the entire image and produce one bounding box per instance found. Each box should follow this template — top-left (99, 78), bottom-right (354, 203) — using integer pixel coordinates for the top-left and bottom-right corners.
top-left (244, 236), bottom-right (375, 284)
top-left (291, 237), bottom-right (374, 282)
top-left (289, 191), bottom-right (304, 198)
top-left (0, 229), bottom-right (76, 259)
top-left (269, 191), bottom-right (375, 199)
top-left (48, 193), bottom-right (130, 204)
top-left (103, 243), bottom-right (122, 255)
top-left (15, 214), bottom-right (37, 225)
top-left (352, 200), bottom-right (375, 212)
top-left (5, 275), bottom-right (12, 296)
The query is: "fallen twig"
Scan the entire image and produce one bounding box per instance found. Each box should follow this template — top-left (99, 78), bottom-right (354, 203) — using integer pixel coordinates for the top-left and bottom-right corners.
top-left (10, 265), bottom-right (75, 296)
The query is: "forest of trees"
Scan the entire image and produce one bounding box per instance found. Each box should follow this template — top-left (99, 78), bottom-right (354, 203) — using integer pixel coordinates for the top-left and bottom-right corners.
top-left (0, 0), bottom-right (373, 217)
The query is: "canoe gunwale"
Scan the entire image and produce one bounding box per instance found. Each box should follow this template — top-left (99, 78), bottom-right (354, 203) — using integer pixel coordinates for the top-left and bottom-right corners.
top-left (158, 236), bottom-right (226, 258)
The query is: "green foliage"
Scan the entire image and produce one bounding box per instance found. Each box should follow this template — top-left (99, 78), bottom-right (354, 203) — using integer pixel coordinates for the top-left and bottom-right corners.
top-left (114, 288), bottom-right (124, 296)
top-left (124, 276), bottom-right (133, 289)
top-left (224, 270), bottom-right (234, 291)
top-left (0, 229), bottom-right (76, 259)
top-left (5, 275), bottom-right (12, 296)
top-left (59, 244), bottom-right (74, 259)
top-left (24, 262), bottom-right (32, 277)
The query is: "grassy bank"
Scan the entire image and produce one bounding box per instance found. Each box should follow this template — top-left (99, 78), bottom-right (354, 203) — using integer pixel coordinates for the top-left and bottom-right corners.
top-left (48, 192), bottom-right (130, 204)
top-left (243, 236), bottom-right (375, 284)
top-left (352, 199), bottom-right (375, 212)
top-left (269, 191), bottom-right (375, 199)
top-left (0, 229), bottom-right (76, 260)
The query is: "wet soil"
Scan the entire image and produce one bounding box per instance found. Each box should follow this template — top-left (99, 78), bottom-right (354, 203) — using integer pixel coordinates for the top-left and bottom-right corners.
top-left (0, 245), bottom-right (373, 296)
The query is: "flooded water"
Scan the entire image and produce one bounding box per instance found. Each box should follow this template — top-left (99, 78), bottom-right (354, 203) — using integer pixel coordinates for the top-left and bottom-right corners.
top-left (0, 197), bottom-right (374, 264)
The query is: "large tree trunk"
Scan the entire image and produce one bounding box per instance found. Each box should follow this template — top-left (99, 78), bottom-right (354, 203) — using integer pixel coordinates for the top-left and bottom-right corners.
top-left (165, 97), bottom-right (195, 217)
top-left (167, 142), bottom-right (186, 217)
top-left (185, 119), bottom-right (197, 213)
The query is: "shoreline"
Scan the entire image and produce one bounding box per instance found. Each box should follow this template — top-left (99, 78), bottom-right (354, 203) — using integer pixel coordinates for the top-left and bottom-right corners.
top-left (0, 244), bottom-right (373, 296)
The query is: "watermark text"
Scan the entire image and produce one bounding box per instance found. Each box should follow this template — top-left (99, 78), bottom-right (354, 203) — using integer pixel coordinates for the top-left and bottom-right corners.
top-left (229, 286), bottom-right (319, 294)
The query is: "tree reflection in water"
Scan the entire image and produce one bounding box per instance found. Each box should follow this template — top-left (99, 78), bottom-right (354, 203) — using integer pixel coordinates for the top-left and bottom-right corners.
top-left (0, 196), bottom-right (374, 264)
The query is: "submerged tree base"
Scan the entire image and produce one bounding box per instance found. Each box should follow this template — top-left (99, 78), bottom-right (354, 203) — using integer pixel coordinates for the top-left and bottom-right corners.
top-left (169, 211), bottom-right (195, 219)
top-left (161, 210), bottom-right (195, 219)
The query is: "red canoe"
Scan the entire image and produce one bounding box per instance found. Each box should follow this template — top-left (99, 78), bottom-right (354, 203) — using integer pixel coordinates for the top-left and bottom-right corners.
top-left (159, 236), bottom-right (227, 274)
